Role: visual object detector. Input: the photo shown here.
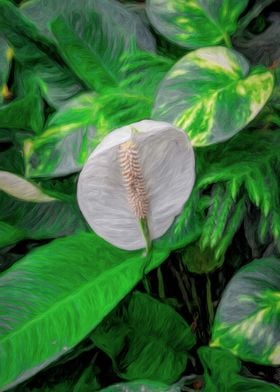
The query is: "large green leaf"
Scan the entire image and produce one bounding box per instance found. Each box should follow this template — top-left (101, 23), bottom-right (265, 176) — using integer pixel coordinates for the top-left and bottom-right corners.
top-left (199, 347), bottom-right (280, 391)
top-left (85, 51), bottom-right (173, 135)
top-left (91, 292), bottom-right (195, 383)
top-left (0, 191), bottom-right (88, 244)
top-left (50, 14), bottom-right (132, 93)
top-left (48, 3), bottom-right (162, 94)
top-left (0, 233), bottom-right (169, 391)
top-left (0, 1), bottom-right (83, 109)
top-left (21, 0), bottom-right (156, 53)
top-left (24, 93), bottom-right (96, 178)
top-left (146, 0), bottom-right (248, 49)
top-left (153, 46), bottom-right (274, 146)
top-left (211, 257), bottom-right (280, 365)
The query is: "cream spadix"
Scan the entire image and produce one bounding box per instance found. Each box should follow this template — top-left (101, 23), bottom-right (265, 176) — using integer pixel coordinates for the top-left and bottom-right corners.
top-left (77, 120), bottom-right (195, 250)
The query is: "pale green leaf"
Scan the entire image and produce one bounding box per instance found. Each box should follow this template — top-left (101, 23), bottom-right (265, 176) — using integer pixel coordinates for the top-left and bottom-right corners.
top-left (147, 0), bottom-right (248, 48)
top-left (153, 46), bottom-right (274, 146)
top-left (211, 257), bottom-right (280, 365)
top-left (0, 232), bottom-right (169, 391)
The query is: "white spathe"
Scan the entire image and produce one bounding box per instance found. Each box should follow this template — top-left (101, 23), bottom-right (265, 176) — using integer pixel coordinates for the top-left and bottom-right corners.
top-left (77, 120), bottom-right (195, 250)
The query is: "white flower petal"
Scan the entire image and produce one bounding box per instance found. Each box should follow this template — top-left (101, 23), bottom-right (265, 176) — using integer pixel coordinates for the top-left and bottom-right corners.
top-left (77, 120), bottom-right (195, 250)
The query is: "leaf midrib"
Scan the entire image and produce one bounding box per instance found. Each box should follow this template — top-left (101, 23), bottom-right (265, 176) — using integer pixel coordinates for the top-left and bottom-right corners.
top-left (0, 254), bottom-right (145, 346)
top-left (51, 17), bottom-right (119, 89)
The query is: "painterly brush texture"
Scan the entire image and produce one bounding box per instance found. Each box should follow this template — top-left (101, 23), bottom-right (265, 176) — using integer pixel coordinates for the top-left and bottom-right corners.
top-left (77, 120), bottom-right (195, 250)
top-left (0, 0), bottom-right (279, 391)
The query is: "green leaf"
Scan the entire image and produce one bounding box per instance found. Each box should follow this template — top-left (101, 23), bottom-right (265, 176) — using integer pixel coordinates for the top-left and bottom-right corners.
top-left (91, 291), bottom-right (195, 384)
top-left (0, 221), bottom-right (26, 248)
top-left (153, 46), bottom-right (274, 146)
top-left (50, 15), bottom-right (131, 92)
top-left (0, 233), bottom-right (169, 391)
top-left (146, 0), bottom-right (248, 49)
top-left (181, 242), bottom-right (224, 274)
top-left (211, 257), bottom-right (280, 365)
top-left (21, 0), bottom-right (156, 53)
top-left (0, 1), bottom-right (83, 109)
top-left (45, 0), bottom-right (160, 94)
top-left (155, 188), bottom-right (204, 252)
top-left (197, 130), bottom-right (280, 253)
top-left (0, 191), bottom-right (88, 242)
top-left (24, 93), bottom-right (96, 178)
top-left (199, 347), bottom-right (280, 391)
top-left (89, 51), bottom-right (173, 134)
top-left (49, 6), bottom-right (161, 94)
top-left (0, 70), bottom-right (44, 133)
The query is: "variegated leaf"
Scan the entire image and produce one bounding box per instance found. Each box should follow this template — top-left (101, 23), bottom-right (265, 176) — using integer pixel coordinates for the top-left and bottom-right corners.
top-left (153, 47), bottom-right (274, 146)
top-left (24, 93), bottom-right (96, 178)
top-left (146, 0), bottom-right (248, 49)
top-left (211, 257), bottom-right (280, 365)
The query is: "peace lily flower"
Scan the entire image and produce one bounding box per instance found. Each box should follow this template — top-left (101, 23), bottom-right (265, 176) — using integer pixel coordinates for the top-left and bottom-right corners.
top-left (77, 120), bottom-right (195, 251)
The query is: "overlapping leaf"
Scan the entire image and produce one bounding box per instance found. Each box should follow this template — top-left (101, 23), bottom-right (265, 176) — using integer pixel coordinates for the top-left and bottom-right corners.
top-left (0, 0), bottom-right (83, 109)
top-left (0, 190), bottom-right (88, 247)
top-left (24, 93), bottom-right (97, 178)
top-left (0, 233), bottom-right (169, 391)
top-left (153, 46), bottom-right (274, 146)
top-left (211, 257), bottom-right (280, 365)
top-left (147, 0), bottom-right (248, 48)
top-left (162, 129), bottom-right (280, 258)
top-left (21, 0), bottom-right (156, 53)
top-left (199, 347), bottom-right (280, 391)
top-left (91, 292), bottom-right (195, 383)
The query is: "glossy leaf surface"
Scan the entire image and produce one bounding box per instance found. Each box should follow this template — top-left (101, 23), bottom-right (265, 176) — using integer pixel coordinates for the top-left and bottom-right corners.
top-left (147, 0), bottom-right (248, 48)
top-left (24, 94), bottom-right (96, 178)
top-left (92, 291), bottom-right (195, 383)
top-left (199, 347), bottom-right (280, 391)
top-left (212, 258), bottom-right (280, 365)
top-left (0, 233), bottom-right (169, 391)
top-left (153, 47), bottom-right (274, 145)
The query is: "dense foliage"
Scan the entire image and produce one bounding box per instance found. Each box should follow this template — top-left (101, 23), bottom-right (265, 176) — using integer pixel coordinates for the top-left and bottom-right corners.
top-left (0, 0), bottom-right (279, 391)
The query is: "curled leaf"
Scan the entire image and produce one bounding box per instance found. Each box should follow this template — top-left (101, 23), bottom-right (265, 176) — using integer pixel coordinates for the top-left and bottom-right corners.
top-left (0, 171), bottom-right (56, 202)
